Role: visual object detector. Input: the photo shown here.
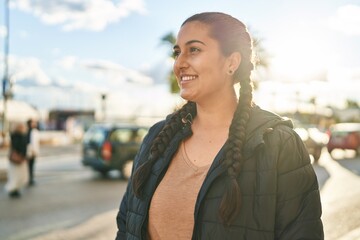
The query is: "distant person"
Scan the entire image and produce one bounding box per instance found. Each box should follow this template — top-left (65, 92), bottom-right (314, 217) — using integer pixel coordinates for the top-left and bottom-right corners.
top-left (5, 123), bottom-right (29, 198)
top-left (116, 12), bottom-right (323, 239)
top-left (27, 119), bottom-right (40, 186)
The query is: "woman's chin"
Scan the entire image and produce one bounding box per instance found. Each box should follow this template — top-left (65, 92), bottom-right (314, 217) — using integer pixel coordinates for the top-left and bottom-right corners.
top-left (180, 91), bottom-right (195, 102)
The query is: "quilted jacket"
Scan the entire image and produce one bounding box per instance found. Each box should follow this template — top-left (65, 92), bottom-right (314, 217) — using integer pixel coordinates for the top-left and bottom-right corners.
top-left (116, 106), bottom-right (324, 239)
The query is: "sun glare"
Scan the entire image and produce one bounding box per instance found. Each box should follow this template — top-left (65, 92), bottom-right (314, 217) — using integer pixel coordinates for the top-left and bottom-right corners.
top-left (253, 25), bottom-right (344, 113)
top-left (270, 31), bottom-right (331, 82)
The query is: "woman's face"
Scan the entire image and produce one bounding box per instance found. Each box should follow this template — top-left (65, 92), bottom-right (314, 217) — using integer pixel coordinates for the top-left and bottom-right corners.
top-left (173, 21), bottom-right (234, 103)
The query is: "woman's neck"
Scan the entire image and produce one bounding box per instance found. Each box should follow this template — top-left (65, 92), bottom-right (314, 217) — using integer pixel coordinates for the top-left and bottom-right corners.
top-left (193, 95), bottom-right (238, 130)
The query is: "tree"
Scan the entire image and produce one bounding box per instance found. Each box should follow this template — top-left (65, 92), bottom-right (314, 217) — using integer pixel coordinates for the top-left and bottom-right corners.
top-left (161, 32), bottom-right (179, 93)
top-left (346, 99), bottom-right (360, 109)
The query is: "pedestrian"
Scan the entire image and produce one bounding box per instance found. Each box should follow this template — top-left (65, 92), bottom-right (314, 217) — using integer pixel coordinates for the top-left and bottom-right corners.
top-left (26, 119), bottom-right (40, 186)
top-left (116, 12), bottom-right (323, 239)
top-left (5, 123), bottom-right (29, 198)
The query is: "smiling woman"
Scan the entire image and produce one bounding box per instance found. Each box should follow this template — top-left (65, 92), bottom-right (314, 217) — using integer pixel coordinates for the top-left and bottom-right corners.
top-left (116, 12), bottom-right (323, 240)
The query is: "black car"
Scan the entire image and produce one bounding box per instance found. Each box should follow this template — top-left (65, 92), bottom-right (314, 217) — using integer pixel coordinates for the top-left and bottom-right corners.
top-left (81, 122), bottom-right (148, 179)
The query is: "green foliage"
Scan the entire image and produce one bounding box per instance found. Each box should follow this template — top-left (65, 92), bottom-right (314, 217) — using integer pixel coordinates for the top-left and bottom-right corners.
top-left (161, 32), bottom-right (179, 93)
top-left (161, 32), bottom-right (176, 46)
top-left (346, 99), bottom-right (360, 108)
top-left (169, 72), bottom-right (180, 93)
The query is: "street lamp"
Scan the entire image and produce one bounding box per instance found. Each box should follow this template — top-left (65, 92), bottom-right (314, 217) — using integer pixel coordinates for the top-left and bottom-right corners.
top-left (1, 0), bottom-right (10, 146)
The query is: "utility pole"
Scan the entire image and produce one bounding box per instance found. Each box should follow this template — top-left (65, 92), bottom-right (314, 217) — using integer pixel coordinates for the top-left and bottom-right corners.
top-left (1, 0), bottom-right (10, 146)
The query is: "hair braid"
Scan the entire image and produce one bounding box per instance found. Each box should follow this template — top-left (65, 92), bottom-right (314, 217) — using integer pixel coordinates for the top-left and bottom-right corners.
top-left (219, 66), bottom-right (253, 225)
top-left (132, 101), bottom-right (196, 198)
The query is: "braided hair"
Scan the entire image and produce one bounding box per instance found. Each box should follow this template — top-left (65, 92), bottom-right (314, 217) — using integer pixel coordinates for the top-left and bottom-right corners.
top-left (132, 12), bottom-right (254, 226)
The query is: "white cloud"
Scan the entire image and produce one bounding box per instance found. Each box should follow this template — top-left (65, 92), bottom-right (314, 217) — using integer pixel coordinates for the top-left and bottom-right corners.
top-left (57, 56), bottom-right (78, 70)
top-left (3, 54), bottom-right (173, 118)
top-left (8, 56), bottom-right (51, 86)
top-left (328, 4), bottom-right (360, 36)
top-left (10, 0), bottom-right (147, 31)
top-left (82, 59), bottom-right (153, 85)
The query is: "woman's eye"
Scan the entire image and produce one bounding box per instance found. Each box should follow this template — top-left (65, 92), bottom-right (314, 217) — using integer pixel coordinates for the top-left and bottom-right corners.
top-left (190, 47), bottom-right (200, 53)
top-left (172, 50), bottom-right (180, 59)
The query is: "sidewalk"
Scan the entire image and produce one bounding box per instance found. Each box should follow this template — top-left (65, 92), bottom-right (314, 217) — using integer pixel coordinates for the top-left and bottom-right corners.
top-left (31, 209), bottom-right (119, 240)
top-left (339, 227), bottom-right (360, 240)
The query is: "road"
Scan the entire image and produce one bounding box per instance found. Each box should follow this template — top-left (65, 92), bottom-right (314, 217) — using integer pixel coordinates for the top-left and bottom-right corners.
top-left (0, 144), bottom-right (127, 240)
top-left (316, 149), bottom-right (360, 240)
top-left (1, 145), bottom-right (360, 239)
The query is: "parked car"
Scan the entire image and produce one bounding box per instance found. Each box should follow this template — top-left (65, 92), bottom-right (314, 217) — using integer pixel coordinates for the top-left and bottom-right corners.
top-left (327, 123), bottom-right (360, 156)
top-left (81, 122), bottom-right (149, 179)
top-left (294, 124), bottom-right (329, 162)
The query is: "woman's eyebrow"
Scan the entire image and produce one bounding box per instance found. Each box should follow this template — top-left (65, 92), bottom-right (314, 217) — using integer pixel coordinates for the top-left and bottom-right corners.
top-left (173, 40), bottom-right (206, 50)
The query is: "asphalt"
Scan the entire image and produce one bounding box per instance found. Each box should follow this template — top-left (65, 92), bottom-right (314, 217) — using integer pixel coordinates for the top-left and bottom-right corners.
top-left (0, 139), bottom-right (120, 240)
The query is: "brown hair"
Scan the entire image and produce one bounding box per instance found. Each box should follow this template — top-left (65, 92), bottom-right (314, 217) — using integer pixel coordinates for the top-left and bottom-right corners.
top-left (133, 12), bottom-right (254, 225)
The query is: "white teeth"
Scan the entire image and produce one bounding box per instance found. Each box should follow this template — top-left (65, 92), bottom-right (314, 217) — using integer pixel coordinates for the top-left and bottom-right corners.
top-left (181, 76), bottom-right (196, 81)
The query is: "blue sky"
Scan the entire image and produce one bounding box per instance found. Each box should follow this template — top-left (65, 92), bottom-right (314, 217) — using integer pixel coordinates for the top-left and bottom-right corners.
top-left (0, 0), bottom-right (360, 120)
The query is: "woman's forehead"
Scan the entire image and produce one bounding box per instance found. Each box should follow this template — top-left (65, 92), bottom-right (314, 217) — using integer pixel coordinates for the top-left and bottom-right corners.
top-left (176, 21), bottom-right (213, 44)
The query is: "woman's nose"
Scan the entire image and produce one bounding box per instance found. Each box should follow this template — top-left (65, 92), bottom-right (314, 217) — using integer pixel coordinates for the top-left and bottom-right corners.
top-left (174, 53), bottom-right (189, 70)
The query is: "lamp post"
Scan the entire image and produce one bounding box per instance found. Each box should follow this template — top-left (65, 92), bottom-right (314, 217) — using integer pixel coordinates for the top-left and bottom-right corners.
top-left (1, 0), bottom-right (10, 146)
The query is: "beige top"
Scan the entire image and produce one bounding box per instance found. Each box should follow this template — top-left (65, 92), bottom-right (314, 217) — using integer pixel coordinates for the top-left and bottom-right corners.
top-left (148, 142), bottom-right (211, 240)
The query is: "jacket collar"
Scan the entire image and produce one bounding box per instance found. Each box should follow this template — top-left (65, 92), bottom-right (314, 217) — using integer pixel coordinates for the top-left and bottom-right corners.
top-left (242, 105), bottom-right (293, 158)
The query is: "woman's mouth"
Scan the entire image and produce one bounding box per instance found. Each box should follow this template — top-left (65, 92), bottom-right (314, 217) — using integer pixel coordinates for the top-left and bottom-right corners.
top-left (181, 75), bottom-right (197, 82)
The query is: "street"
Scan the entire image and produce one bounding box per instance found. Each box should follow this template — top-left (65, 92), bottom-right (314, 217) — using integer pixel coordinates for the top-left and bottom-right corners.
top-left (0, 145), bottom-right (360, 240)
top-left (0, 144), bottom-right (127, 240)
top-left (316, 150), bottom-right (360, 240)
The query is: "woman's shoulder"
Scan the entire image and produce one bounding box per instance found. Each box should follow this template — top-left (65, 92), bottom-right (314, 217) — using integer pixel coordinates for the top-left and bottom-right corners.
top-left (263, 120), bottom-right (311, 173)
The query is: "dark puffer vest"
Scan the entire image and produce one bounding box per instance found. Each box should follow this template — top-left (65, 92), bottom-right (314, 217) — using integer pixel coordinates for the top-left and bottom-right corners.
top-left (116, 106), bottom-right (324, 240)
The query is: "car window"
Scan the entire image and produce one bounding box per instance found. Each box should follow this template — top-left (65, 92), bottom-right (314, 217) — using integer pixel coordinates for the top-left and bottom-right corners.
top-left (110, 128), bottom-right (147, 143)
top-left (83, 127), bottom-right (107, 144)
top-left (137, 128), bottom-right (148, 141)
top-left (331, 131), bottom-right (348, 137)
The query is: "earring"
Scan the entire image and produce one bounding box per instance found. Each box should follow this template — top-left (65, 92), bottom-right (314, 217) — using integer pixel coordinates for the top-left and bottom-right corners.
top-left (228, 69), bottom-right (233, 75)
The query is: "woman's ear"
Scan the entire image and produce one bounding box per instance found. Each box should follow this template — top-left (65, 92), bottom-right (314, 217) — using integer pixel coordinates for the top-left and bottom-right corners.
top-left (227, 52), bottom-right (241, 73)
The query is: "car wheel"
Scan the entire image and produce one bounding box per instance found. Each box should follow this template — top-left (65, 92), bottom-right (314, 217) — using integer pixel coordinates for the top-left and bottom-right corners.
top-left (100, 170), bottom-right (110, 177)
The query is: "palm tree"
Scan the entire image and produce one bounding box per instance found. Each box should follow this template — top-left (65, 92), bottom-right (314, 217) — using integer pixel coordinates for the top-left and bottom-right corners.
top-left (161, 32), bottom-right (179, 93)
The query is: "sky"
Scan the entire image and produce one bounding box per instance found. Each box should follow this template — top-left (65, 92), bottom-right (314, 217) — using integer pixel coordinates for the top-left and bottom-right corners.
top-left (0, 0), bottom-right (360, 121)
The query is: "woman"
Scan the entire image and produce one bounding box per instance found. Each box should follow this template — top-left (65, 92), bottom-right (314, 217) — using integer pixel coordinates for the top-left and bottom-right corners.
top-left (116, 12), bottom-right (323, 239)
top-left (5, 123), bottom-right (29, 198)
